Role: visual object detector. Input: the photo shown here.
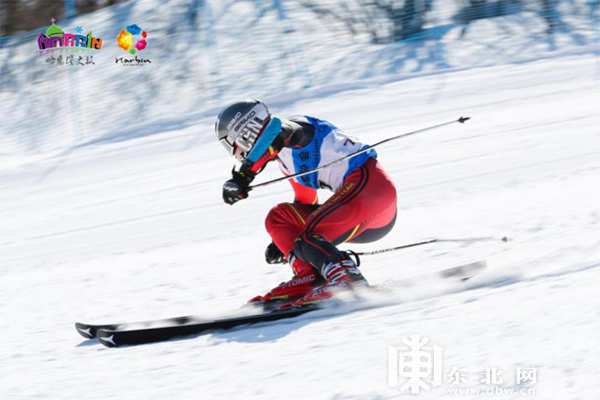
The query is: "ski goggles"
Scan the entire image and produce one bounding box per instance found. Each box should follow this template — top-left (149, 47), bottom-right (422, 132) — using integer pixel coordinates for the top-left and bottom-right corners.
top-left (219, 135), bottom-right (236, 155)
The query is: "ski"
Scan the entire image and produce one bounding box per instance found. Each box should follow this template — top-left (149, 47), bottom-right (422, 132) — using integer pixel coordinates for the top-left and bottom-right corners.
top-left (76, 316), bottom-right (202, 341)
top-left (75, 300), bottom-right (287, 340)
top-left (77, 260), bottom-right (487, 347)
top-left (96, 305), bottom-right (320, 348)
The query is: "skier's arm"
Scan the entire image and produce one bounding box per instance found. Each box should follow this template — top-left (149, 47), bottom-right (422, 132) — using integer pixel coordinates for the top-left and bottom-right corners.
top-left (223, 119), bottom-right (286, 205)
top-left (240, 117), bottom-right (286, 175)
top-left (240, 117), bottom-right (316, 176)
top-left (242, 117), bottom-right (319, 205)
top-left (223, 118), bottom-right (314, 205)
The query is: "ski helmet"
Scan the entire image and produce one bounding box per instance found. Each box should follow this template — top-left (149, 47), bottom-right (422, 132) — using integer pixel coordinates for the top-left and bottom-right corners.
top-left (215, 100), bottom-right (271, 160)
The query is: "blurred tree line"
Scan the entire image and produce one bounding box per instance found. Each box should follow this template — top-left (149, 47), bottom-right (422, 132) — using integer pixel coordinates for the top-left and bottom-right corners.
top-left (300, 0), bottom-right (591, 42)
top-left (0, 0), bottom-right (130, 36)
top-left (368, 0), bottom-right (586, 41)
top-left (1, 0), bottom-right (597, 38)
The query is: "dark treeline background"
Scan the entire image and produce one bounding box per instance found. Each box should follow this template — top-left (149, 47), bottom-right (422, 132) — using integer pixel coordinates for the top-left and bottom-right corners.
top-left (0, 0), bottom-right (591, 39)
top-left (0, 0), bottom-right (130, 36)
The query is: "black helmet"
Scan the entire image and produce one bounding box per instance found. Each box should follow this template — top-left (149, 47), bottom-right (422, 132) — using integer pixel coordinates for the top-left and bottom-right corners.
top-left (215, 99), bottom-right (271, 159)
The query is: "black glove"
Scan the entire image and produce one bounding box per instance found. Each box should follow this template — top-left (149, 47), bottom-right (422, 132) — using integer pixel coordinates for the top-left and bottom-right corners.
top-left (265, 241), bottom-right (286, 264)
top-left (223, 168), bottom-right (255, 205)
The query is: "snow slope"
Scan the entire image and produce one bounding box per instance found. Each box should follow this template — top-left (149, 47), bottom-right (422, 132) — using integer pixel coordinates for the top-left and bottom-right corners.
top-left (2, 54), bottom-right (600, 399)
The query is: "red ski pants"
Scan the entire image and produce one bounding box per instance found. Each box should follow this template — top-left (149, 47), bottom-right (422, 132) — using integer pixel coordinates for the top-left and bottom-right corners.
top-left (265, 157), bottom-right (397, 273)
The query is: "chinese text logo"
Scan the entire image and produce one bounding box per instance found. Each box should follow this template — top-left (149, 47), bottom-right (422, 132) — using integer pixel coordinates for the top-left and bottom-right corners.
top-left (388, 335), bottom-right (444, 394)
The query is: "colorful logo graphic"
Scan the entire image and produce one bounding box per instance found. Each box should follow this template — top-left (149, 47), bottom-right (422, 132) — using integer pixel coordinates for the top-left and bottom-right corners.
top-left (37, 18), bottom-right (103, 51)
top-left (117, 24), bottom-right (148, 54)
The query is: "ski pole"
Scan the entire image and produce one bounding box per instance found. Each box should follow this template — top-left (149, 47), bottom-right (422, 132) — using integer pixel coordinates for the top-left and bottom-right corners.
top-left (353, 236), bottom-right (508, 256)
top-left (249, 116), bottom-right (471, 190)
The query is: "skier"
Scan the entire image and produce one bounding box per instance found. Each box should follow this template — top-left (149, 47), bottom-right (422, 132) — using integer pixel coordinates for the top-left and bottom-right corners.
top-left (216, 100), bottom-right (397, 308)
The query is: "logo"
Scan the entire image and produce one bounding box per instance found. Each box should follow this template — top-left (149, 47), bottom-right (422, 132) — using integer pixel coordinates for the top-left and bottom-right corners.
top-left (76, 327), bottom-right (92, 337)
top-left (480, 367), bottom-right (503, 384)
top-left (117, 24), bottom-right (148, 54)
top-left (516, 368), bottom-right (537, 385)
top-left (38, 18), bottom-right (103, 51)
top-left (234, 111), bottom-right (256, 132)
top-left (100, 335), bottom-right (116, 346)
top-left (389, 335), bottom-right (538, 396)
top-left (283, 274), bottom-right (315, 288)
top-left (116, 24), bottom-right (151, 66)
top-left (227, 112), bottom-right (243, 131)
top-left (388, 335), bottom-right (443, 394)
top-left (37, 18), bottom-right (101, 67)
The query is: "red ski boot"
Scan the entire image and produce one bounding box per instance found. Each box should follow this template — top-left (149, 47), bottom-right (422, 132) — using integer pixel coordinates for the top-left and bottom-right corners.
top-left (248, 256), bottom-right (326, 306)
top-left (280, 254), bottom-right (368, 309)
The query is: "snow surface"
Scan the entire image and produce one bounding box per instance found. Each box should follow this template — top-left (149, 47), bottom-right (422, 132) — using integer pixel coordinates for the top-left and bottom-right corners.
top-left (1, 50), bottom-right (600, 399)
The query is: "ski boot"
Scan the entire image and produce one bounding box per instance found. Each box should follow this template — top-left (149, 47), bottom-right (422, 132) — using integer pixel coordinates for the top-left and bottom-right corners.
top-left (248, 256), bottom-right (326, 310)
top-left (279, 252), bottom-right (368, 309)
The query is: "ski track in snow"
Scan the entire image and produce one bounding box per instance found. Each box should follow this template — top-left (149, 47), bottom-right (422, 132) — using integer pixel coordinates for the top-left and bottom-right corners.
top-left (1, 54), bottom-right (600, 399)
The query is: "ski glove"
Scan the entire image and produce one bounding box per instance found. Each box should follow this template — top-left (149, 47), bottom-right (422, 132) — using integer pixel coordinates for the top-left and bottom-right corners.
top-left (222, 168), bottom-right (256, 205)
top-left (265, 241), bottom-right (286, 264)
